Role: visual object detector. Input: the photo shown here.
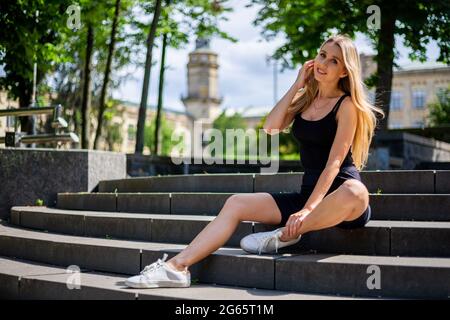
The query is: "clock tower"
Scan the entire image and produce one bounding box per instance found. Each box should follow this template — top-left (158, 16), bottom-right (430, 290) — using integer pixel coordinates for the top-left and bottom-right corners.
top-left (181, 37), bottom-right (223, 121)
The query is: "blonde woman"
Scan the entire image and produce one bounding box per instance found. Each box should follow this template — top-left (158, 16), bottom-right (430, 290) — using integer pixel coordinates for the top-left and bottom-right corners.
top-left (125, 34), bottom-right (385, 288)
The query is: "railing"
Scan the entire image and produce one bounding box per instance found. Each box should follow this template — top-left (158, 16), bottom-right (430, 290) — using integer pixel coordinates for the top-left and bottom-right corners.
top-left (0, 104), bottom-right (79, 147)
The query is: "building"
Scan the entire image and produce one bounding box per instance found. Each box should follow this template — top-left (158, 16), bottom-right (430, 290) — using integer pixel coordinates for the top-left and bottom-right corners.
top-left (360, 53), bottom-right (450, 129)
top-left (0, 90), bottom-right (19, 138)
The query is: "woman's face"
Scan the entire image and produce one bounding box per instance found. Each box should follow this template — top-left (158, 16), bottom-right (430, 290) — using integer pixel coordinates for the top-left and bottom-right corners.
top-left (313, 41), bottom-right (348, 83)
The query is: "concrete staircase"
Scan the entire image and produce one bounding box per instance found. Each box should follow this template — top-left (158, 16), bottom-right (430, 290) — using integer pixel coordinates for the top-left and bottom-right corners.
top-left (1, 170), bottom-right (449, 299)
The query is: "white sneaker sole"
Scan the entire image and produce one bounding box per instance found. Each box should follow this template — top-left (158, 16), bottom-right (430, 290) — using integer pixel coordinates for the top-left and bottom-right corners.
top-left (125, 279), bottom-right (190, 289)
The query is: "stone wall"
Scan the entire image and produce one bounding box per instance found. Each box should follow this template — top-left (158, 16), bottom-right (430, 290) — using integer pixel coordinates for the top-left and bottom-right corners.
top-left (0, 148), bottom-right (126, 220)
top-left (367, 131), bottom-right (450, 170)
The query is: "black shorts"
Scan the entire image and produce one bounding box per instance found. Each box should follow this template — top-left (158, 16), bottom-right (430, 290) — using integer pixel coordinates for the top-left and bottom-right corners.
top-left (269, 169), bottom-right (371, 229)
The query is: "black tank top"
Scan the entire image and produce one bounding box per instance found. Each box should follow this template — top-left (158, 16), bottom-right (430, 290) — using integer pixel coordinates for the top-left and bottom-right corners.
top-left (291, 93), bottom-right (356, 172)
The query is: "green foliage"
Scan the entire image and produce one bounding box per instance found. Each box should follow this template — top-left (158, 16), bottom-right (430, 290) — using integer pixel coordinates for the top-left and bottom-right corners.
top-left (427, 86), bottom-right (450, 127)
top-left (213, 110), bottom-right (247, 131)
top-left (0, 0), bottom-right (72, 104)
top-left (211, 110), bottom-right (248, 158)
top-left (248, 0), bottom-right (450, 70)
top-left (144, 113), bottom-right (175, 156)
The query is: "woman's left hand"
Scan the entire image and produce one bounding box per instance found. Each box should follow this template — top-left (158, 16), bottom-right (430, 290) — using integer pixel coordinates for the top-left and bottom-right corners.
top-left (282, 208), bottom-right (311, 240)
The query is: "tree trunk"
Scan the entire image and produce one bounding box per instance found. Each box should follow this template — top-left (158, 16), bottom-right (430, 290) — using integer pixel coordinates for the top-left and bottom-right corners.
top-left (93, 0), bottom-right (121, 150)
top-left (374, 3), bottom-right (396, 134)
top-left (18, 79), bottom-right (33, 136)
top-left (135, 0), bottom-right (163, 154)
top-left (154, 32), bottom-right (168, 155)
top-left (81, 24), bottom-right (94, 149)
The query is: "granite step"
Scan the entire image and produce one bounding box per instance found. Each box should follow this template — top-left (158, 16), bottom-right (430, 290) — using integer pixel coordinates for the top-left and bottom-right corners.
top-left (10, 206), bottom-right (450, 257)
top-left (0, 256), bottom-right (361, 300)
top-left (98, 170), bottom-right (450, 194)
top-left (56, 192), bottom-right (450, 221)
top-left (0, 223), bottom-right (448, 299)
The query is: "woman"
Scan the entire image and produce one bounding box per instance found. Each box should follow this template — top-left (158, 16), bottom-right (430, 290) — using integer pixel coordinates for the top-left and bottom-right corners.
top-left (125, 34), bottom-right (385, 288)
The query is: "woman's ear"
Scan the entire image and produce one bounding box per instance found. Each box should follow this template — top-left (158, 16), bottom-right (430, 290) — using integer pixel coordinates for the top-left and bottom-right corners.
top-left (340, 69), bottom-right (348, 78)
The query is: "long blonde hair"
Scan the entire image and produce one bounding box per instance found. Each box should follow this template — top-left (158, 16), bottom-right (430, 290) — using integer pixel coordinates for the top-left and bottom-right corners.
top-left (287, 34), bottom-right (385, 171)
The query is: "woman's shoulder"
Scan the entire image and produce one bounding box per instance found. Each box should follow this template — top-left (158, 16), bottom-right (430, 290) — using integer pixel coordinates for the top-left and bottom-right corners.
top-left (336, 94), bottom-right (356, 121)
top-left (343, 93), bottom-right (353, 103)
top-left (342, 94), bottom-right (352, 104)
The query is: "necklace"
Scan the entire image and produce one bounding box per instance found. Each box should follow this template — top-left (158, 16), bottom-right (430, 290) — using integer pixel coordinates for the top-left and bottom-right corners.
top-left (301, 96), bottom-right (338, 121)
top-left (312, 99), bottom-right (326, 111)
top-left (312, 97), bottom-right (334, 112)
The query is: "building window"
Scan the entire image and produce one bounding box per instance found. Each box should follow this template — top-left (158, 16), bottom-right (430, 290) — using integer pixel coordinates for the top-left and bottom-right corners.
top-left (413, 120), bottom-right (424, 128)
top-left (412, 89), bottom-right (426, 109)
top-left (128, 124), bottom-right (136, 141)
top-left (6, 115), bottom-right (14, 128)
top-left (390, 122), bottom-right (402, 129)
top-left (436, 87), bottom-right (448, 100)
top-left (390, 91), bottom-right (403, 110)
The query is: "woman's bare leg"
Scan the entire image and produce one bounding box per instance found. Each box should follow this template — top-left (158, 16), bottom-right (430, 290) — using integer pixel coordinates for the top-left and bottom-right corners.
top-left (279, 179), bottom-right (369, 242)
top-left (165, 193), bottom-right (283, 272)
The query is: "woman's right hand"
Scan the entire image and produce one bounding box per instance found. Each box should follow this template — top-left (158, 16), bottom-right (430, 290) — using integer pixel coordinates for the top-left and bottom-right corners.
top-left (295, 59), bottom-right (315, 89)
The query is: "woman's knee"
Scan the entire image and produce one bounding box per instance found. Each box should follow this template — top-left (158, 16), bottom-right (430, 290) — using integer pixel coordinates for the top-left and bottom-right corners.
top-left (222, 193), bottom-right (282, 225)
top-left (222, 194), bottom-right (248, 219)
top-left (339, 179), bottom-right (369, 212)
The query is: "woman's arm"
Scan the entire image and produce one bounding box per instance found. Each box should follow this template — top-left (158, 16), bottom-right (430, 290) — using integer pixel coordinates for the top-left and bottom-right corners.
top-left (302, 166), bottom-right (341, 212)
top-left (263, 83), bottom-right (303, 135)
top-left (263, 60), bottom-right (314, 135)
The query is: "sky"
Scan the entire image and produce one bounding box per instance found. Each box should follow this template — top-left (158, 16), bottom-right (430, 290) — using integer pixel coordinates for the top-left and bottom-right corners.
top-left (112, 0), bottom-right (442, 114)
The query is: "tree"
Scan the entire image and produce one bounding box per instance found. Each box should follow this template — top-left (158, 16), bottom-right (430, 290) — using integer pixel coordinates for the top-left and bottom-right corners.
top-left (135, 0), bottom-right (163, 154)
top-left (248, 0), bottom-right (450, 132)
top-left (93, 0), bottom-right (122, 149)
top-left (50, 0), bottom-right (136, 150)
top-left (212, 110), bottom-right (247, 158)
top-left (102, 99), bottom-right (125, 151)
top-left (144, 113), bottom-right (174, 156)
top-left (0, 1), bottom-right (71, 135)
top-left (154, 32), bottom-right (168, 155)
top-left (80, 23), bottom-right (94, 149)
top-left (134, 0), bottom-right (237, 154)
top-left (427, 86), bottom-right (450, 127)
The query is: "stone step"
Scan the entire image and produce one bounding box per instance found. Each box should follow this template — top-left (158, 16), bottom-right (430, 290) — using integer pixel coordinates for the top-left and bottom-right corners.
top-left (98, 170), bottom-right (450, 194)
top-left (56, 192), bottom-right (450, 221)
top-left (0, 256), bottom-right (360, 300)
top-left (10, 207), bottom-right (251, 248)
top-left (10, 206), bottom-right (450, 257)
top-left (275, 254), bottom-right (450, 299)
top-left (0, 223), bottom-right (448, 298)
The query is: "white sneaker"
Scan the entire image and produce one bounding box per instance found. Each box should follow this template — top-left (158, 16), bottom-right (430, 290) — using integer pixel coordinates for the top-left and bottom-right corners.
top-left (125, 253), bottom-right (191, 288)
top-left (240, 227), bottom-right (302, 255)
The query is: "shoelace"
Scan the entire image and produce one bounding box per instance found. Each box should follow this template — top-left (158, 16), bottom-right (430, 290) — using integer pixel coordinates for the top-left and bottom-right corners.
top-left (140, 253), bottom-right (169, 275)
top-left (257, 217), bottom-right (304, 255)
top-left (257, 230), bottom-right (281, 255)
